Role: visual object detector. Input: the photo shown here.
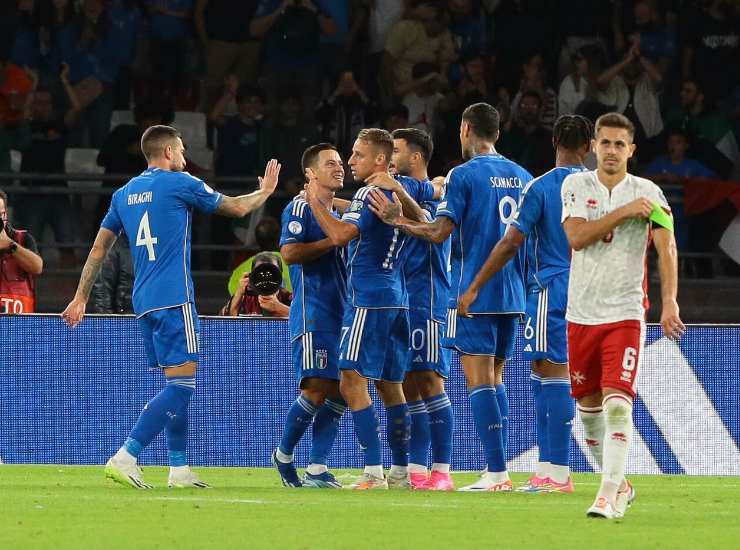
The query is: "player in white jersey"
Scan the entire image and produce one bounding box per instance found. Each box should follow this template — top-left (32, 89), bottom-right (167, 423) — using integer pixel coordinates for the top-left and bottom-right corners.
top-left (560, 113), bottom-right (685, 519)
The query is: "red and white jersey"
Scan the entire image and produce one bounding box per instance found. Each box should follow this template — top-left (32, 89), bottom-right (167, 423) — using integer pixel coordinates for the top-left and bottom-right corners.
top-left (560, 170), bottom-right (669, 325)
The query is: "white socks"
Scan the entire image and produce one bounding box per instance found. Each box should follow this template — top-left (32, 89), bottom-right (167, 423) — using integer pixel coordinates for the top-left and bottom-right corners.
top-left (535, 461), bottom-right (551, 479)
top-left (365, 465), bottom-right (384, 478)
top-left (408, 463), bottom-right (428, 474)
top-left (114, 447), bottom-right (137, 464)
top-left (578, 405), bottom-right (606, 469)
top-left (598, 395), bottom-right (634, 504)
top-left (389, 465), bottom-right (408, 477)
top-left (275, 449), bottom-right (293, 463)
top-left (431, 463), bottom-right (450, 474)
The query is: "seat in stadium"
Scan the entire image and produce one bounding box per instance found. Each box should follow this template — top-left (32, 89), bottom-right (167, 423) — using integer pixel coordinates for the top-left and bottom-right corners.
top-left (65, 148), bottom-right (104, 189)
top-left (9, 149), bottom-right (22, 173)
top-left (109, 110), bottom-right (135, 130)
top-left (187, 148), bottom-right (214, 171)
top-left (173, 111), bottom-right (207, 150)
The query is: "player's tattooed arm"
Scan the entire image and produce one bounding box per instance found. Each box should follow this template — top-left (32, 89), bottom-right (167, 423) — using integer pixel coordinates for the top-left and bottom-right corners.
top-left (367, 190), bottom-right (453, 244)
top-left (563, 198), bottom-right (653, 251)
top-left (280, 239), bottom-right (335, 264)
top-left (62, 228), bottom-right (117, 327)
top-left (216, 159), bottom-right (281, 217)
top-left (458, 226), bottom-right (526, 317)
top-left (653, 227), bottom-right (685, 341)
top-left (365, 173), bottom-right (427, 223)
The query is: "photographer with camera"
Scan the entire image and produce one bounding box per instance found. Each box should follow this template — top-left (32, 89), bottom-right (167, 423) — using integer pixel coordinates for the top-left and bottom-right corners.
top-left (0, 189), bottom-right (43, 314)
top-left (220, 251), bottom-right (291, 316)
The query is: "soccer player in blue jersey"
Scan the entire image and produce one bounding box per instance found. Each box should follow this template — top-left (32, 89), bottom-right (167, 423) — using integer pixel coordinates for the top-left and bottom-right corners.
top-left (369, 103), bottom-right (532, 491)
top-left (457, 115), bottom-right (594, 493)
top-left (380, 128), bottom-right (455, 491)
top-left (304, 128), bottom-right (435, 490)
top-left (62, 125), bottom-right (281, 488)
top-left (272, 143), bottom-right (348, 488)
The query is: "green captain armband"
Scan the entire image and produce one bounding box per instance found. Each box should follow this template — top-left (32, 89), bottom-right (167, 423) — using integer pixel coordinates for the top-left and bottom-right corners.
top-left (649, 203), bottom-right (674, 231)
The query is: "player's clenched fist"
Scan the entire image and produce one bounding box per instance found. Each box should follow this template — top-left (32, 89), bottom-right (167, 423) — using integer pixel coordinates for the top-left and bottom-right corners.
top-left (620, 198), bottom-right (653, 220)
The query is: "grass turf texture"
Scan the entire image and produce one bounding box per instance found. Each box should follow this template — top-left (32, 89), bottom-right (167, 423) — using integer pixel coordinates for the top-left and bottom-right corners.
top-left (1, 466), bottom-right (738, 549)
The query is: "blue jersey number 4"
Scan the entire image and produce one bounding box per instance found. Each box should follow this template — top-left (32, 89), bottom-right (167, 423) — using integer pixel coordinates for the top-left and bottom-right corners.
top-left (136, 211), bottom-right (158, 261)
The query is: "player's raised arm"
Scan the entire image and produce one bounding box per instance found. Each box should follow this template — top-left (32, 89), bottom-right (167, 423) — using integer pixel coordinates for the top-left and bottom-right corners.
top-left (62, 227), bottom-right (118, 327)
top-left (368, 188), bottom-right (454, 244)
top-left (653, 226), bottom-right (685, 340)
top-left (215, 159), bottom-right (281, 218)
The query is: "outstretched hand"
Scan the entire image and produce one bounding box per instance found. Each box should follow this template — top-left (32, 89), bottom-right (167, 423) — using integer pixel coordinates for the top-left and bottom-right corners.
top-left (258, 159), bottom-right (281, 195)
top-left (368, 189), bottom-right (403, 225)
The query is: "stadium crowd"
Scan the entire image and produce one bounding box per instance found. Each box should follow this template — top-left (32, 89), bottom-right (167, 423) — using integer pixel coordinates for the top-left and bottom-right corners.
top-left (1, 0), bottom-right (739, 312)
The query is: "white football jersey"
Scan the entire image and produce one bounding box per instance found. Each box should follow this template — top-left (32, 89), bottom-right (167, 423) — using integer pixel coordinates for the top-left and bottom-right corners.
top-left (561, 171), bottom-right (670, 325)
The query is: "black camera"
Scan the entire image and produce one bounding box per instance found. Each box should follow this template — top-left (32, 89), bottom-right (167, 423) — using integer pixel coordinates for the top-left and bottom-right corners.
top-left (247, 262), bottom-right (283, 296)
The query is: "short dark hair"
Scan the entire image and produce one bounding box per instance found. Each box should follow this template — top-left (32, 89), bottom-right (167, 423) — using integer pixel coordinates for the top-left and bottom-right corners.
top-left (140, 125), bottom-right (181, 160)
top-left (301, 143), bottom-right (338, 177)
top-left (253, 251), bottom-right (282, 271)
top-left (357, 128), bottom-right (394, 162)
top-left (392, 128), bottom-right (434, 164)
top-left (553, 114), bottom-right (593, 151)
top-left (595, 112), bottom-right (635, 139)
top-left (461, 102), bottom-right (500, 140)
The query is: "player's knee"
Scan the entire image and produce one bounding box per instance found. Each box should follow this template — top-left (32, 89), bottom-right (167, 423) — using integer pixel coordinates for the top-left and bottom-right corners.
top-left (604, 396), bottom-right (632, 424)
top-left (301, 388), bottom-right (326, 407)
top-left (416, 373), bottom-right (444, 399)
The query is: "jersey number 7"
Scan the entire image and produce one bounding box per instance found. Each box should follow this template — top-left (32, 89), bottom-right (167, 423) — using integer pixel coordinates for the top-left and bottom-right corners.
top-left (136, 210), bottom-right (159, 261)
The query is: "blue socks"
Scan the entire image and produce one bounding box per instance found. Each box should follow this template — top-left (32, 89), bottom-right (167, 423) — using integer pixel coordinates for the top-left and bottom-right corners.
top-left (352, 405), bottom-right (382, 466)
top-left (126, 376), bottom-right (195, 463)
top-left (425, 392), bottom-right (453, 465)
top-left (386, 403), bottom-right (411, 467)
top-left (542, 378), bottom-right (575, 467)
top-left (495, 383), bottom-right (509, 454)
top-left (279, 395), bottom-right (318, 456)
top-left (309, 398), bottom-right (346, 465)
top-left (468, 384), bottom-right (505, 473)
top-left (531, 374), bottom-right (549, 464)
top-left (408, 400), bottom-right (431, 467)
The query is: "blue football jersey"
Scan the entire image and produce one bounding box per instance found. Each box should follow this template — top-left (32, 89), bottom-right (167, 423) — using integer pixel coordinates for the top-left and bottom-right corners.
top-left (342, 175), bottom-right (435, 308)
top-left (512, 165), bottom-right (588, 290)
top-left (100, 168), bottom-right (223, 316)
top-left (280, 197), bottom-right (348, 340)
top-left (403, 193), bottom-right (451, 323)
top-left (436, 154), bottom-right (532, 314)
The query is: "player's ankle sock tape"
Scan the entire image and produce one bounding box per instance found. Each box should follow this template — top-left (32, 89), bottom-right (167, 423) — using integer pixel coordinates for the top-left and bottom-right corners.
top-left (542, 378), bottom-right (574, 467)
top-left (531, 374), bottom-right (549, 463)
top-left (424, 393), bottom-right (453, 465)
top-left (468, 385), bottom-right (505, 473)
top-left (407, 400), bottom-right (430, 467)
top-left (308, 399), bottom-right (346, 465)
top-left (386, 403), bottom-right (411, 467)
top-left (494, 384), bottom-right (509, 452)
top-left (279, 395), bottom-right (318, 456)
top-left (578, 405), bottom-right (605, 468)
top-left (352, 405), bottom-right (382, 466)
top-left (128, 379), bottom-right (194, 450)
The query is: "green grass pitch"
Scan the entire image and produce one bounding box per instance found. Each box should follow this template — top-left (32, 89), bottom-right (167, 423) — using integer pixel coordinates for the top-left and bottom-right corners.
top-left (1, 466), bottom-right (738, 549)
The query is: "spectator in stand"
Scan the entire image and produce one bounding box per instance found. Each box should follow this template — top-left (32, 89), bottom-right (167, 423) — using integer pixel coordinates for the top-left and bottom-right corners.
top-left (681, 0), bottom-right (740, 101)
top-left (403, 62), bottom-right (445, 135)
top-left (144, 0), bottom-right (195, 106)
top-left (595, 40), bottom-right (664, 156)
top-left (316, 70), bottom-right (376, 159)
top-left (210, 77), bottom-right (265, 178)
top-left (88, 236), bottom-right (133, 313)
top-left (446, 0), bottom-right (487, 59)
top-left (16, 63), bottom-right (81, 268)
top-left (498, 90), bottom-right (553, 176)
top-left (0, 57), bottom-right (34, 173)
top-left (553, 0), bottom-right (612, 80)
top-left (558, 45), bottom-right (601, 116)
top-left (644, 129), bottom-right (717, 184)
top-left (250, 0), bottom-right (338, 116)
top-left (0, 188), bottom-right (43, 314)
top-left (195, 0), bottom-right (259, 146)
top-left (220, 251), bottom-right (292, 317)
top-left (381, 103), bottom-right (410, 134)
top-left (361, 0), bottom-right (408, 100)
top-left (107, 0), bottom-right (143, 109)
top-left (380, 1), bottom-right (455, 104)
top-left (666, 78), bottom-right (739, 178)
top-left (262, 90), bottom-right (319, 213)
top-left (56, 0), bottom-right (120, 147)
top-left (510, 51), bottom-right (558, 130)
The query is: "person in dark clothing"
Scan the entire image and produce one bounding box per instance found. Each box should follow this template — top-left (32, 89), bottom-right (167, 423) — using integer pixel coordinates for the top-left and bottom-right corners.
top-left (89, 236), bottom-right (133, 313)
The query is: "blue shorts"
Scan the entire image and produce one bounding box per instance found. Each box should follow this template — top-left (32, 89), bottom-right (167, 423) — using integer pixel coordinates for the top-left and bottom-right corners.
top-left (338, 307), bottom-right (410, 383)
top-left (522, 277), bottom-right (568, 364)
top-left (139, 303), bottom-right (199, 369)
top-left (408, 316), bottom-right (450, 378)
top-left (292, 331), bottom-right (340, 384)
top-left (442, 308), bottom-right (518, 358)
